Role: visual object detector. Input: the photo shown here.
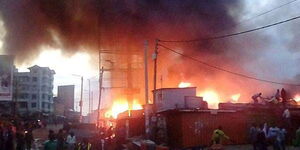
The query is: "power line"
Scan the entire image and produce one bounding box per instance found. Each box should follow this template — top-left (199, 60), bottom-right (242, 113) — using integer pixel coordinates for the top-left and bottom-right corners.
top-left (236, 0), bottom-right (298, 27)
top-left (159, 15), bottom-right (300, 43)
top-left (158, 44), bottom-right (300, 86)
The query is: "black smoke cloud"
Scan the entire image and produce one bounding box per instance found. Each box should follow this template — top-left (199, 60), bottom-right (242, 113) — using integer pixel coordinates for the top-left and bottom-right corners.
top-left (0, 0), bottom-right (243, 62)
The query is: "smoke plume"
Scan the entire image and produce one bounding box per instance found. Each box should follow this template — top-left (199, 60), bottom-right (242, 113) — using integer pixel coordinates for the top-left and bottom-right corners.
top-left (1, 0), bottom-right (299, 105)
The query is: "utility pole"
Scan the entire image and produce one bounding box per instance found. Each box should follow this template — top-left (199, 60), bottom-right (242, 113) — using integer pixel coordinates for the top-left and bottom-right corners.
top-left (144, 40), bottom-right (151, 138)
top-left (97, 67), bottom-right (104, 128)
top-left (88, 79), bottom-right (91, 123)
top-left (153, 39), bottom-right (159, 104)
top-left (79, 76), bottom-right (83, 122)
top-left (91, 91), bottom-right (93, 122)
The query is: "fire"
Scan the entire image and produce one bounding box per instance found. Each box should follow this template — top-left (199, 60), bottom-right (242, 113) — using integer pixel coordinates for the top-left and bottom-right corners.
top-left (197, 90), bottom-right (220, 109)
top-left (178, 82), bottom-right (191, 88)
top-left (294, 95), bottom-right (300, 102)
top-left (231, 94), bottom-right (241, 102)
top-left (105, 99), bottom-right (143, 119)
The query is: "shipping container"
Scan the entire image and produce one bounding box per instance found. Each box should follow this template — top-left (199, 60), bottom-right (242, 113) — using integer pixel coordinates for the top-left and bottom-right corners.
top-left (160, 109), bottom-right (249, 149)
top-left (160, 106), bottom-right (300, 149)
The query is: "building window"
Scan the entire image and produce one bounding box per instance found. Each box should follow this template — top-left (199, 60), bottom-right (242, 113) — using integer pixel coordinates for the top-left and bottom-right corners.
top-left (32, 77), bottom-right (38, 82)
top-left (42, 94), bottom-right (47, 99)
top-left (31, 103), bottom-right (36, 108)
top-left (32, 94), bottom-right (37, 100)
top-left (19, 102), bottom-right (27, 108)
top-left (19, 93), bottom-right (28, 99)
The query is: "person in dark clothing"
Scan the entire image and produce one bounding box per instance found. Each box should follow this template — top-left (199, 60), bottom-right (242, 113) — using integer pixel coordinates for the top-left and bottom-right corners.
top-left (57, 129), bottom-right (65, 150)
top-left (48, 129), bottom-right (55, 139)
top-left (249, 124), bottom-right (258, 150)
top-left (281, 88), bottom-right (287, 105)
top-left (0, 126), bottom-right (5, 150)
top-left (5, 126), bottom-right (14, 150)
top-left (257, 125), bottom-right (267, 150)
top-left (25, 130), bottom-right (34, 150)
top-left (16, 129), bottom-right (25, 150)
top-left (44, 134), bottom-right (57, 150)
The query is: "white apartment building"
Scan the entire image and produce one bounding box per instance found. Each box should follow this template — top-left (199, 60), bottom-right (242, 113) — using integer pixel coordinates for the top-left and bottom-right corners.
top-left (14, 65), bottom-right (55, 114)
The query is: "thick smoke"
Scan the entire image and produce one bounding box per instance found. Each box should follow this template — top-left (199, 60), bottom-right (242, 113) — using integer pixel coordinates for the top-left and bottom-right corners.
top-left (1, 0), bottom-right (299, 105)
top-left (0, 0), bottom-right (242, 61)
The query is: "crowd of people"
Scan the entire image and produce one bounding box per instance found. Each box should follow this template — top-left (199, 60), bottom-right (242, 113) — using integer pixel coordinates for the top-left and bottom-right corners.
top-left (252, 88), bottom-right (291, 105)
top-left (0, 120), bottom-right (41, 150)
top-left (43, 125), bottom-right (118, 150)
top-left (249, 123), bottom-right (287, 150)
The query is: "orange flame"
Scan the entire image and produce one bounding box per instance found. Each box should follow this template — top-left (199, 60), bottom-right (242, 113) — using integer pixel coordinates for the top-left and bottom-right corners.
top-left (294, 94), bottom-right (300, 102)
top-left (105, 99), bottom-right (143, 119)
top-left (197, 90), bottom-right (219, 109)
top-left (178, 82), bottom-right (191, 88)
top-left (231, 93), bottom-right (241, 102)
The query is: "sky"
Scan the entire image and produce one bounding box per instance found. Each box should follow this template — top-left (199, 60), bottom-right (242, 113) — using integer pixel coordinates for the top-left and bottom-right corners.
top-left (1, 0), bottom-right (300, 113)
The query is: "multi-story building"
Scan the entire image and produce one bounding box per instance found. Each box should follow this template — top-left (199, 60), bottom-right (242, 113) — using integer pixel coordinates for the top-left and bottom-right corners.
top-left (57, 85), bottom-right (75, 111)
top-left (14, 65), bottom-right (55, 114)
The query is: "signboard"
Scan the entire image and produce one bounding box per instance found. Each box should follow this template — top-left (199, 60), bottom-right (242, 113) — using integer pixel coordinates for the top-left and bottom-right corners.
top-left (0, 55), bottom-right (13, 101)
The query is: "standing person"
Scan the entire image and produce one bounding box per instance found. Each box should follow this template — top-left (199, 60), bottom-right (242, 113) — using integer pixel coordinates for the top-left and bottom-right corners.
top-left (257, 125), bottom-right (267, 150)
top-left (16, 128), bottom-right (25, 150)
top-left (277, 126), bottom-right (287, 150)
top-left (24, 130), bottom-right (34, 150)
top-left (281, 88), bottom-right (287, 105)
top-left (5, 126), bottom-right (14, 150)
top-left (249, 124), bottom-right (258, 150)
top-left (293, 126), bottom-right (300, 147)
top-left (211, 126), bottom-right (229, 145)
top-left (66, 132), bottom-right (76, 150)
top-left (48, 130), bottom-right (55, 139)
top-left (268, 125), bottom-right (280, 150)
top-left (275, 89), bottom-right (281, 101)
top-left (0, 126), bottom-right (4, 150)
top-left (44, 134), bottom-right (57, 150)
top-left (252, 93), bottom-right (263, 104)
top-left (282, 109), bottom-right (291, 128)
top-left (57, 129), bottom-right (65, 150)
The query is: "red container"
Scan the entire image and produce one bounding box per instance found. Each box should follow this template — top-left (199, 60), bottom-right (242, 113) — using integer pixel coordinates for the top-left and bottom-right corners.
top-left (162, 110), bottom-right (248, 148)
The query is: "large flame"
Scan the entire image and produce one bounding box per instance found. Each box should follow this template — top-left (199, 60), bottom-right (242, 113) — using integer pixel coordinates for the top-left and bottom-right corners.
top-left (294, 94), bottom-right (300, 102)
top-left (197, 90), bottom-right (220, 109)
top-left (105, 99), bottom-right (143, 119)
top-left (178, 82), bottom-right (191, 88)
top-left (231, 93), bottom-right (241, 102)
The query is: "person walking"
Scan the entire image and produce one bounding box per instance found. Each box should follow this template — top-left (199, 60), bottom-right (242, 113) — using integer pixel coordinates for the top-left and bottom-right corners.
top-left (66, 132), bottom-right (76, 150)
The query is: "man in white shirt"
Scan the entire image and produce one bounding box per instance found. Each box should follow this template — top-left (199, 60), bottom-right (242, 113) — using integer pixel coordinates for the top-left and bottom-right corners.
top-left (283, 108), bottom-right (291, 127)
top-left (66, 132), bottom-right (76, 150)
